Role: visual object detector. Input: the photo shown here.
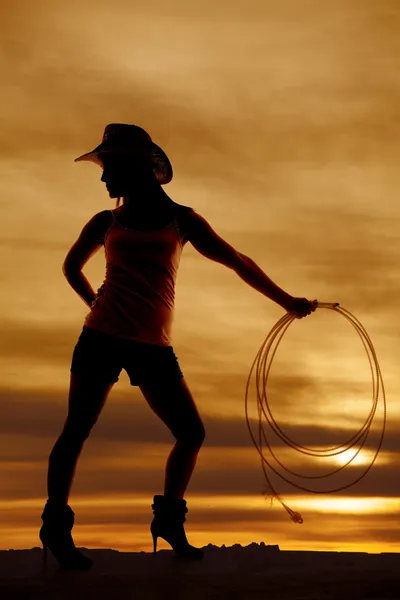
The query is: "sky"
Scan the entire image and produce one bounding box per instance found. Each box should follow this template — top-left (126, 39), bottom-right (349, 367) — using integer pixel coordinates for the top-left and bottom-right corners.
top-left (1, 0), bottom-right (400, 553)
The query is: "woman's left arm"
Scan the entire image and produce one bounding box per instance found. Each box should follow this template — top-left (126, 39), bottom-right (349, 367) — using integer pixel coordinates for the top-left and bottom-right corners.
top-left (185, 209), bottom-right (291, 308)
top-left (185, 209), bottom-right (317, 317)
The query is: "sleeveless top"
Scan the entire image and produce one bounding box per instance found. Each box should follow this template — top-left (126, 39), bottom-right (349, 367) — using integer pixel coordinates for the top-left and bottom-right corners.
top-left (83, 207), bottom-right (186, 346)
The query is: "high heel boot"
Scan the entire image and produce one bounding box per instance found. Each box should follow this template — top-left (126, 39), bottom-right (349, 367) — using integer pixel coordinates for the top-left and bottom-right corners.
top-left (150, 495), bottom-right (204, 560)
top-left (39, 500), bottom-right (93, 570)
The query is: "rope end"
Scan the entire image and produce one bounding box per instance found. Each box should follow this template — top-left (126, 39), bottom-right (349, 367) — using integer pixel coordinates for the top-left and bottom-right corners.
top-left (290, 511), bottom-right (304, 524)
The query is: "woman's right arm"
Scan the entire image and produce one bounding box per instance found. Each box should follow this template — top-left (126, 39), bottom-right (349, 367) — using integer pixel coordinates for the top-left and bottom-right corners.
top-left (62, 271), bottom-right (97, 309)
top-left (62, 210), bottom-right (112, 308)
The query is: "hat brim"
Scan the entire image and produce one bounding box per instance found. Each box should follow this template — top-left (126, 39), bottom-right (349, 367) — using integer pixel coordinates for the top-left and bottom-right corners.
top-left (74, 141), bottom-right (173, 185)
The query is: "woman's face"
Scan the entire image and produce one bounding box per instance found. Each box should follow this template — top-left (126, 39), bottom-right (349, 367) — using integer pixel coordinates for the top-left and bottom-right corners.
top-left (100, 153), bottom-right (154, 198)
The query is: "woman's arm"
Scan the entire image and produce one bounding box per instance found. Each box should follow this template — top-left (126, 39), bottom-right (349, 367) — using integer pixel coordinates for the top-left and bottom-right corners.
top-left (232, 254), bottom-right (292, 308)
top-left (62, 270), bottom-right (97, 309)
top-left (185, 209), bottom-right (316, 316)
top-left (62, 210), bottom-right (111, 308)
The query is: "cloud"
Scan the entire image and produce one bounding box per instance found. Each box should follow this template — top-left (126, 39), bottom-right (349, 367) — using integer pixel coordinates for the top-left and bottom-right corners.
top-left (0, 383), bottom-right (397, 501)
top-left (3, 0), bottom-right (400, 189)
top-left (1, 0), bottom-right (400, 551)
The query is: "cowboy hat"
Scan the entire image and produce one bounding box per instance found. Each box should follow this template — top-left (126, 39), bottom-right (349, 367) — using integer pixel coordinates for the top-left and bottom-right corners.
top-left (74, 123), bottom-right (173, 185)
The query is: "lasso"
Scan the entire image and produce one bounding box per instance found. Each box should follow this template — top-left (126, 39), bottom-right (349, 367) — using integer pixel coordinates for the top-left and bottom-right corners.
top-left (244, 302), bottom-right (386, 524)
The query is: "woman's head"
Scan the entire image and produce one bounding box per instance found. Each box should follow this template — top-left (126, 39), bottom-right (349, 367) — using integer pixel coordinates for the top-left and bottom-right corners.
top-left (74, 124), bottom-right (173, 209)
top-left (75, 124), bottom-right (173, 191)
top-left (100, 152), bottom-right (159, 199)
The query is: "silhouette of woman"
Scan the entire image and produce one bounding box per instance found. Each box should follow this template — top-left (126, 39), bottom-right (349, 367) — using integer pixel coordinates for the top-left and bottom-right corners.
top-left (39, 123), bottom-right (317, 570)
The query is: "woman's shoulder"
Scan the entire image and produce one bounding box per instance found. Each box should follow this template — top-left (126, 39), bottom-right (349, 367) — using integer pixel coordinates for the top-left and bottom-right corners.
top-left (97, 209), bottom-right (115, 227)
top-left (173, 202), bottom-right (194, 217)
top-left (87, 209), bottom-right (115, 244)
top-left (174, 204), bottom-right (204, 227)
top-left (173, 203), bottom-right (196, 243)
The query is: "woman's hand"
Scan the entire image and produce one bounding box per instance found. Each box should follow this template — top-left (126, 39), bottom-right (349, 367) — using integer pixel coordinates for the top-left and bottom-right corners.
top-left (282, 296), bottom-right (318, 318)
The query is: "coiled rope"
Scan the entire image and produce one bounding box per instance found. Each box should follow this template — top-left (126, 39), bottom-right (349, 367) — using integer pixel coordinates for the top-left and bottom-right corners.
top-left (244, 302), bottom-right (386, 524)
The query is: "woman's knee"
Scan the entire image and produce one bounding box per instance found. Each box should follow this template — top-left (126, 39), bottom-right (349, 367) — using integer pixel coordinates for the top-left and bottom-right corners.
top-left (176, 423), bottom-right (206, 449)
top-left (61, 418), bottom-right (94, 443)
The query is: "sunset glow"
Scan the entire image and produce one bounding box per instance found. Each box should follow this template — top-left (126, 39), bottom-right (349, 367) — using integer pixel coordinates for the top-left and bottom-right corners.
top-left (1, 0), bottom-right (399, 554)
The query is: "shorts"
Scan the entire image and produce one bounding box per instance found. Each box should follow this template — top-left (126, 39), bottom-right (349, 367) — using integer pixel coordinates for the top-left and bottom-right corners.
top-left (70, 326), bottom-right (184, 386)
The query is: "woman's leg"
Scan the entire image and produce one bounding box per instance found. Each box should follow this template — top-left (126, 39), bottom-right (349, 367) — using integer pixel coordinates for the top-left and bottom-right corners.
top-left (138, 377), bottom-right (205, 500)
top-left (47, 372), bottom-right (115, 505)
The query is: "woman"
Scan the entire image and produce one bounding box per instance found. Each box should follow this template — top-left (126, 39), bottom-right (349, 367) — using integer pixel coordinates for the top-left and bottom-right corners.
top-left (39, 123), bottom-right (317, 570)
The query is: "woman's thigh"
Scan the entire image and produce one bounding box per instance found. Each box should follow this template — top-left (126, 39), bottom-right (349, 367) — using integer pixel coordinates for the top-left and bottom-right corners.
top-left (70, 327), bottom-right (124, 385)
top-left (138, 377), bottom-right (205, 445)
top-left (67, 326), bottom-right (121, 434)
top-left (65, 371), bottom-right (115, 430)
top-left (122, 343), bottom-right (184, 386)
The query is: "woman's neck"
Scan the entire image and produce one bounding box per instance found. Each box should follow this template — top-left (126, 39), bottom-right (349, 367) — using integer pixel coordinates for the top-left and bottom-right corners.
top-left (122, 189), bottom-right (173, 214)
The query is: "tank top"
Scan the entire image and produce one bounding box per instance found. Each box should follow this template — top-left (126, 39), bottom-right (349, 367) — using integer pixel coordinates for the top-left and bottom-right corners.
top-left (83, 207), bottom-right (185, 346)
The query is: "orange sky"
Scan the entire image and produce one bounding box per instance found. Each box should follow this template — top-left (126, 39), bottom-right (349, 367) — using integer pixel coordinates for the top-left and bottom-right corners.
top-left (1, 0), bottom-right (400, 553)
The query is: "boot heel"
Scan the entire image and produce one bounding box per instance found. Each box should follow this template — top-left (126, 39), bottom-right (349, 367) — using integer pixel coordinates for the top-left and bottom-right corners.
top-left (152, 532), bottom-right (158, 553)
top-left (150, 495), bottom-right (204, 560)
top-left (39, 502), bottom-right (93, 571)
